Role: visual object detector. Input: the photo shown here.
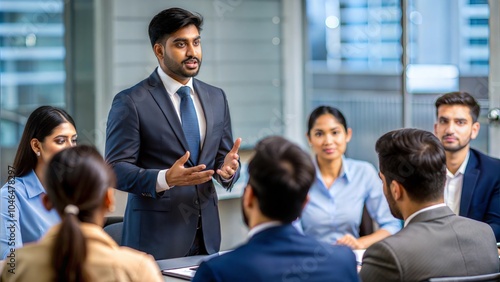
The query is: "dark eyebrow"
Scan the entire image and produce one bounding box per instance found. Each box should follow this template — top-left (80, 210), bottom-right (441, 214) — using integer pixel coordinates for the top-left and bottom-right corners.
top-left (172, 36), bottom-right (201, 43)
top-left (53, 134), bottom-right (78, 139)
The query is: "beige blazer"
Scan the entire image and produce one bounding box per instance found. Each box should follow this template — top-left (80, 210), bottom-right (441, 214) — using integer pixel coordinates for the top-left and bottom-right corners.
top-left (0, 223), bottom-right (162, 282)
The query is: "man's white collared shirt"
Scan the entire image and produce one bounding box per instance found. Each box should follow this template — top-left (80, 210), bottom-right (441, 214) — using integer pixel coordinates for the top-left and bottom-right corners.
top-left (444, 152), bottom-right (470, 215)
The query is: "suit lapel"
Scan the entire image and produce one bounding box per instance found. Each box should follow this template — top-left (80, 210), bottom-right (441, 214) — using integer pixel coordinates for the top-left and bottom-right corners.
top-left (460, 151), bottom-right (479, 216)
top-left (147, 70), bottom-right (192, 164)
top-left (194, 79), bottom-right (214, 165)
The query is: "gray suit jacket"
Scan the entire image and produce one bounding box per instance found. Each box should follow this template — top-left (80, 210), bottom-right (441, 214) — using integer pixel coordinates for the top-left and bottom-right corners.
top-left (105, 69), bottom-right (240, 260)
top-left (359, 206), bottom-right (499, 282)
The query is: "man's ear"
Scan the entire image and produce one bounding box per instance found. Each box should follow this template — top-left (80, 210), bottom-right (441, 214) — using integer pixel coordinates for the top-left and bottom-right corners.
top-left (390, 180), bottom-right (403, 201)
top-left (153, 43), bottom-right (164, 59)
top-left (103, 188), bottom-right (116, 213)
top-left (41, 193), bottom-right (53, 211)
top-left (471, 121), bottom-right (480, 140)
top-left (243, 184), bottom-right (255, 209)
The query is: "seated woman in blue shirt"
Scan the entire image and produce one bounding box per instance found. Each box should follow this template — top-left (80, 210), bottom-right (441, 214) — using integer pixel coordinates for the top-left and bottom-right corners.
top-left (300, 106), bottom-right (401, 249)
top-left (0, 106), bottom-right (77, 259)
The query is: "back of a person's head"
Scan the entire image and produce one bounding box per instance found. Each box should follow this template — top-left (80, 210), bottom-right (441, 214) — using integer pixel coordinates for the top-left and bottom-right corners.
top-left (375, 128), bottom-right (446, 203)
top-left (435, 91), bottom-right (480, 123)
top-left (45, 145), bottom-right (115, 282)
top-left (148, 7), bottom-right (203, 47)
top-left (247, 136), bottom-right (315, 223)
top-left (13, 105), bottom-right (76, 177)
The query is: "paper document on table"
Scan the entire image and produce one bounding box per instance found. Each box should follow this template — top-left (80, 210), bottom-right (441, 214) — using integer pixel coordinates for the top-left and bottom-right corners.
top-left (353, 249), bottom-right (366, 265)
top-left (161, 266), bottom-right (198, 280)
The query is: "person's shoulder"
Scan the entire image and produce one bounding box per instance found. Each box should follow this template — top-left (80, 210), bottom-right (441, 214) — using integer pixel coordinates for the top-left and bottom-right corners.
top-left (453, 213), bottom-right (493, 228)
top-left (344, 158), bottom-right (378, 178)
top-left (470, 148), bottom-right (500, 166)
top-left (113, 246), bottom-right (159, 263)
top-left (12, 240), bottom-right (51, 263)
top-left (114, 79), bottom-right (150, 98)
top-left (345, 158), bottom-right (376, 170)
top-left (113, 71), bottom-right (157, 100)
top-left (193, 79), bottom-right (224, 94)
top-left (1, 174), bottom-right (28, 197)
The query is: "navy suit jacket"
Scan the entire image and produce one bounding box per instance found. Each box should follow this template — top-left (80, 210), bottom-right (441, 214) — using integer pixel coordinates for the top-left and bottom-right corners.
top-left (192, 224), bottom-right (360, 282)
top-left (461, 148), bottom-right (500, 241)
top-left (105, 69), bottom-right (240, 259)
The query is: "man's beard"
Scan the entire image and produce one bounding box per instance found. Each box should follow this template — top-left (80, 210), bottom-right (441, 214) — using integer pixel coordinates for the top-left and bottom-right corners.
top-left (164, 55), bottom-right (202, 78)
top-left (241, 196), bottom-right (249, 227)
top-left (441, 134), bottom-right (470, 153)
top-left (385, 184), bottom-right (403, 220)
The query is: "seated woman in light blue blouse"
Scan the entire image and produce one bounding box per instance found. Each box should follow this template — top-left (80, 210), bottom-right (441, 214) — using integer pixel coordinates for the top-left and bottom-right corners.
top-left (0, 106), bottom-right (77, 259)
top-left (300, 106), bottom-right (401, 249)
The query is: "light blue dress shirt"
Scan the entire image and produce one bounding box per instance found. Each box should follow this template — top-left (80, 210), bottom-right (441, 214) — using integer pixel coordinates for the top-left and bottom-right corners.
top-left (300, 157), bottom-right (401, 244)
top-left (0, 170), bottom-right (60, 259)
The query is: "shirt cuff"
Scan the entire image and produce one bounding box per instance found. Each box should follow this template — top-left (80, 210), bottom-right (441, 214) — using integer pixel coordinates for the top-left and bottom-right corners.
top-left (156, 169), bottom-right (173, 192)
top-left (220, 173), bottom-right (234, 183)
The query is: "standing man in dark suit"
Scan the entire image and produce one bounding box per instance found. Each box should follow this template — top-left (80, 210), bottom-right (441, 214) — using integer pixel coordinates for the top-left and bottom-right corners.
top-left (434, 91), bottom-right (500, 241)
top-left (360, 129), bottom-right (499, 282)
top-left (105, 7), bottom-right (241, 260)
top-left (192, 136), bottom-right (359, 282)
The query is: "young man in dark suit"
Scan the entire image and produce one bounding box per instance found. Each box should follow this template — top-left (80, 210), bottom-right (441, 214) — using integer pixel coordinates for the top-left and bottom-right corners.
top-left (434, 91), bottom-right (500, 241)
top-left (360, 129), bottom-right (499, 282)
top-left (105, 8), bottom-right (241, 260)
top-left (192, 136), bottom-right (359, 282)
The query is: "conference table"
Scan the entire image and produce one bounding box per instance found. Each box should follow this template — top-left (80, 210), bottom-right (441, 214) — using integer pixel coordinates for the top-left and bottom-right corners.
top-left (156, 249), bottom-right (366, 281)
top-left (157, 253), bottom-right (219, 282)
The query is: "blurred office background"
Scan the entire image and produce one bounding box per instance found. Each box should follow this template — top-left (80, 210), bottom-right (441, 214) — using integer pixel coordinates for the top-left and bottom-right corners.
top-left (1, 0), bottom-right (500, 249)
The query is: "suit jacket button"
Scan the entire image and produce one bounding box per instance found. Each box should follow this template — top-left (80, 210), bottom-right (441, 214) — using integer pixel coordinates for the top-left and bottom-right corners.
top-left (195, 200), bottom-right (199, 205)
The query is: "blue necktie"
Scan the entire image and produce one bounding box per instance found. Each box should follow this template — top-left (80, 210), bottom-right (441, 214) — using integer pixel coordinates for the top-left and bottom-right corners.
top-left (177, 86), bottom-right (200, 165)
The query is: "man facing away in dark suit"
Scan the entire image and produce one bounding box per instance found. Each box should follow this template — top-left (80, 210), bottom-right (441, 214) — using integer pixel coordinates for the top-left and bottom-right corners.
top-left (360, 128), bottom-right (499, 282)
top-left (434, 91), bottom-right (500, 241)
top-left (105, 8), bottom-right (241, 260)
top-left (192, 136), bottom-right (359, 282)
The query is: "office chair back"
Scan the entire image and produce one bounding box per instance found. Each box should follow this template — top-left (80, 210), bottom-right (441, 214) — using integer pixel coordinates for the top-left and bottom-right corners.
top-left (103, 222), bottom-right (123, 245)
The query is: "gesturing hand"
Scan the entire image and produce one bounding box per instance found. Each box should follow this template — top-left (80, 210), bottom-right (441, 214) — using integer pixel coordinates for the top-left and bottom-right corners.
top-left (217, 138), bottom-right (241, 180)
top-left (166, 151), bottom-right (214, 187)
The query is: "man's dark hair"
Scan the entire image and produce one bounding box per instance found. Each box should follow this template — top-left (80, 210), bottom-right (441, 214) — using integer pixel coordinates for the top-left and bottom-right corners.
top-left (247, 136), bottom-right (315, 223)
top-left (148, 7), bottom-right (203, 47)
top-left (375, 128), bottom-right (446, 203)
top-left (435, 91), bottom-right (480, 123)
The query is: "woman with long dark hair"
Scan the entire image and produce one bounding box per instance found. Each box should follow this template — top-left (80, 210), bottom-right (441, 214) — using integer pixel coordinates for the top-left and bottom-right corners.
top-left (0, 106), bottom-right (77, 258)
top-left (1, 145), bottom-right (162, 282)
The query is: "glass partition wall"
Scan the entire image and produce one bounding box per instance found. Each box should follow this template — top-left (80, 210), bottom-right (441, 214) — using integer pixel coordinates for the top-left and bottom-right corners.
top-left (306, 0), bottom-right (490, 166)
top-left (0, 0), bottom-right (66, 183)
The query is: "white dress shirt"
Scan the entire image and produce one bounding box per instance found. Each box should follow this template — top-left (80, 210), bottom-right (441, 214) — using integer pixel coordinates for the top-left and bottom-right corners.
top-left (444, 152), bottom-right (470, 215)
top-left (155, 66), bottom-right (207, 192)
top-left (247, 221), bottom-right (282, 239)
